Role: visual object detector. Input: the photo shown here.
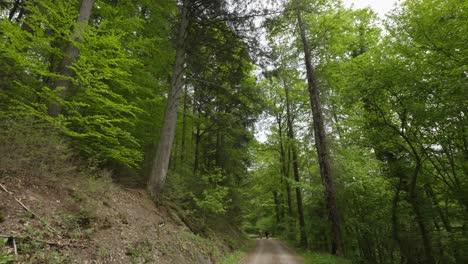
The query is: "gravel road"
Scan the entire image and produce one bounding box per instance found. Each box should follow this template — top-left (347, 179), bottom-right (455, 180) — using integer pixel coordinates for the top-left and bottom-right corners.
top-left (243, 238), bottom-right (303, 264)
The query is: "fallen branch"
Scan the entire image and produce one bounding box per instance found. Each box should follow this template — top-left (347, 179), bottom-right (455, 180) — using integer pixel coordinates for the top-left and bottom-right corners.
top-left (0, 183), bottom-right (13, 194)
top-left (14, 197), bottom-right (39, 218)
top-left (0, 183), bottom-right (60, 236)
top-left (0, 234), bottom-right (82, 248)
top-left (13, 237), bottom-right (17, 256)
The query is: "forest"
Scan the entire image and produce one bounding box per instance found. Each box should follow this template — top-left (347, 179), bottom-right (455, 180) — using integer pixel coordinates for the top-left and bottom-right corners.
top-left (0, 0), bottom-right (466, 263)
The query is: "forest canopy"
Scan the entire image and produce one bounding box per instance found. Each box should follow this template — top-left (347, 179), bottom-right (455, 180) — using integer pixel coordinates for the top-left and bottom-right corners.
top-left (0, 0), bottom-right (466, 263)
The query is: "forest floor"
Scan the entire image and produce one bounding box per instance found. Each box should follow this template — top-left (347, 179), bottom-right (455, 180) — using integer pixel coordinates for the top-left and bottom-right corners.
top-left (243, 238), bottom-right (303, 264)
top-left (0, 172), bottom-right (242, 263)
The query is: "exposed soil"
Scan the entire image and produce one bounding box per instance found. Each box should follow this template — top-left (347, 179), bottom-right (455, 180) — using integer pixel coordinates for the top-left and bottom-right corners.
top-left (0, 173), bottom-right (232, 263)
top-left (243, 238), bottom-right (303, 264)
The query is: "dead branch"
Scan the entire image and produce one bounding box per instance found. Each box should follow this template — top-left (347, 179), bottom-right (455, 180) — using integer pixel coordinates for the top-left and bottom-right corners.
top-left (0, 183), bottom-right (13, 194)
top-left (0, 234), bottom-right (82, 248)
top-left (0, 183), bottom-right (60, 236)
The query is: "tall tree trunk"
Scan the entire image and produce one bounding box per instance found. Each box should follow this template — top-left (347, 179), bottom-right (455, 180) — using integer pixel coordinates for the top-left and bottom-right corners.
top-left (409, 161), bottom-right (435, 264)
top-left (284, 80), bottom-right (307, 247)
top-left (193, 124), bottom-right (201, 175)
top-left (276, 113), bottom-right (293, 216)
top-left (273, 191), bottom-right (281, 225)
top-left (47, 0), bottom-right (95, 117)
top-left (296, 11), bottom-right (344, 256)
top-left (180, 84), bottom-right (189, 163)
top-left (392, 177), bottom-right (405, 262)
top-left (147, 0), bottom-right (190, 200)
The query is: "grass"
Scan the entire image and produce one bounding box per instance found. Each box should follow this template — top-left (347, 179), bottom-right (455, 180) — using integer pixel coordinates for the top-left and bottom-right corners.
top-left (279, 238), bottom-right (351, 264)
top-left (301, 251), bottom-right (351, 264)
top-left (219, 239), bottom-right (254, 264)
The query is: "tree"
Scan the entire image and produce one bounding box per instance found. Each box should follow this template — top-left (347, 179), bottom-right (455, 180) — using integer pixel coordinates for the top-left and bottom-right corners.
top-left (48, 0), bottom-right (95, 117)
top-left (294, 0), bottom-right (344, 255)
top-left (147, 0), bottom-right (190, 200)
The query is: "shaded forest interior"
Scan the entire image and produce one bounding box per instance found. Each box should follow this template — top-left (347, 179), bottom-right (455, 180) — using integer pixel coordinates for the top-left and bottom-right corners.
top-left (0, 0), bottom-right (467, 263)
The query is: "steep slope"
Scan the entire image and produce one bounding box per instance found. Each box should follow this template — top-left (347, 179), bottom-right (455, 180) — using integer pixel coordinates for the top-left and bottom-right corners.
top-left (0, 172), bottom-right (234, 263)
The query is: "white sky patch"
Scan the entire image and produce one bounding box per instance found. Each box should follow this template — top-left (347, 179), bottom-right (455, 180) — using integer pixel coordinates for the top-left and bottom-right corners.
top-left (342, 0), bottom-right (401, 18)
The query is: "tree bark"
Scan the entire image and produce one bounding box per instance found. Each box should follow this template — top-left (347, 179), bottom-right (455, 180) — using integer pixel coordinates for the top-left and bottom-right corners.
top-left (47, 0), bottom-right (95, 117)
top-left (284, 79), bottom-right (307, 247)
top-left (409, 161), bottom-right (435, 264)
top-left (296, 11), bottom-right (344, 256)
top-left (180, 84), bottom-right (189, 163)
top-left (273, 191), bottom-right (281, 225)
top-left (147, 0), bottom-right (190, 200)
top-left (276, 113), bottom-right (293, 216)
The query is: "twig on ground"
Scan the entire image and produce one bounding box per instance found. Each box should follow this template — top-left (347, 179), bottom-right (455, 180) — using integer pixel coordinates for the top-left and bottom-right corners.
top-left (0, 183), bottom-right (13, 194)
top-left (0, 234), bottom-right (82, 248)
top-left (1, 183), bottom-right (61, 236)
top-left (13, 237), bottom-right (17, 255)
top-left (14, 197), bottom-right (39, 218)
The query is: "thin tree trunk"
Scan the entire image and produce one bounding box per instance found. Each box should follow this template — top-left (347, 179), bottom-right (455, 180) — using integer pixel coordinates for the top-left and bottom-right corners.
top-left (180, 84), bottom-right (189, 163)
top-left (409, 161), bottom-right (435, 264)
top-left (193, 115), bottom-right (201, 176)
top-left (296, 11), bottom-right (344, 256)
top-left (273, 191), bottom-right (281, 225)
top-left (284, 79), bottom-right (307, 247)
top-left (47, 0), bottom-right (95, 117)
top-left (392, 177), bottom-right (404, 260)
top-left (276, 113), bottom-right (293, 216)
top-left (147, 0), bottom-right (190, 200)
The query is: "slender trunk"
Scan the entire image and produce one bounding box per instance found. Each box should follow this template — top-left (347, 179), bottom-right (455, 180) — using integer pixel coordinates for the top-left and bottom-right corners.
top-left (273, 191), bottom-right (281, 225)
top-left (425, 185), bottom-right (451, 232)
top-left (180, 84), bottom-right (189, 163)
top-left (193, 120), bottom-right (201, 175)
top-left (277, 114), bottom-right (293, 216)
top-left (47, 0), bottom-right (95, 117)
top-left (409, 162), bottom-right (435, 264)
top-left (148, 0), bottom-right (190, 200)
top-left (284, 80), bottom-right (307, 247)
top-left (392, 177), bottom-right (403, 256)
top-left (286, 147), bottom-right (293, 216)
top-left (296, 11), bottom-right (343, 255)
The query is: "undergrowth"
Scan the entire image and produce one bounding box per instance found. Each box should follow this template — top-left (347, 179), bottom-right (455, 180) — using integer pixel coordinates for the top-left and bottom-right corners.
top-left (219, 239), bottom-right (254, 264)
top-left (301, 252), bottom-right (351, 264)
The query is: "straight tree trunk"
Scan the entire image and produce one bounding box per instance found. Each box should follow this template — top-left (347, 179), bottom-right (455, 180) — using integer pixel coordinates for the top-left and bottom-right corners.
top-left (147, 0), bottom-right (190, 200)
top-left (180, 84), bottom-right (189, 163)
top-left (284, 79), bottom-right (307, 247)
top-left (276, 113), bottom-right (293, 216)
top-left (409, 161), bottom-right (435, 264)
top-left (296, 11), bottom-right (344, 256)
top-left (47, 0), bottom-right (95, 117)
top-left (273, 191), bottom-right (281, 225)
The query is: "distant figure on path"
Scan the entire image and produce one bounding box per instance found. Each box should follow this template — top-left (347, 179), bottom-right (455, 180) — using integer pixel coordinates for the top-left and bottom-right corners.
top-left (265, 230), bottom-right (269, 239)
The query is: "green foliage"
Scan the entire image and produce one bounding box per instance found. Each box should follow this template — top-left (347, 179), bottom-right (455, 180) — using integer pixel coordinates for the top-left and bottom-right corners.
top-left (219, 240), bottom-right (254, 264)
top-left (0, 236), bottom-right (15, 264)
top-left (126, 240), bottom-right (154, 264)
top-left (301, 252), bottom-right (351, 264)
top-left (0, 253), bottom-right (15, 264)
top-left (0, 0), bottom-right (175, 172)
top-left (193, 169), bottom-right (231, 215)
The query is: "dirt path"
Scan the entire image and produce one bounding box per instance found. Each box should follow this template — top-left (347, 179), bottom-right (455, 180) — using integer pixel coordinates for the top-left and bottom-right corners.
top-left (243, 238), bottom-right (303, 264)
